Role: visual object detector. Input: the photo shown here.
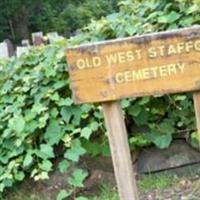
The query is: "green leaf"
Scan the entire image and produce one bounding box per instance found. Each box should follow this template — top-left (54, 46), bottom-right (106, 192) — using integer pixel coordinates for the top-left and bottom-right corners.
top-left (148, 130), bottom-right (172, 149)
top-left (58, 98), bottom-right (73, 106)
top-left (125, 26), bottom-right (136, 35)
top-left (45, 120), bottom-right (64, 145)
top-left (90, 122), bottom-right (99, 131)
top-left (153, 134), bottom-right (172, 149)
top-left (64, 139), bottom-right (86, 162)
top-left (75, 197), bottom-right (89, 200)
top-left (190, 132), bottom-right (199, 149)
top-left (23, 153), bottom-right (33, 167)
top-left (39, 160), bottom-right (53, 172)
top-left (9, 115), bottom-right (25, 134)
top-left (14, 171), bottom-right (25, 181)
top-left (58, 160), bottom-right (70, 174)
top-left (139, 97), bottom-right (150, 105)
top-left (68, 169), bottom-right (88, 187)
top-left (187, 4), bottom-right (199, 14)
top-left (39, 144), bottom-right (55, 159)
top-left (158, 11), bottom-right (181, 24)
top-left (56, 190), bottom-right (71, 200)
top-left (81, 127), bottom-right (92, 140)
top-left (128, 104), bottom-right (142, 117)
top-left (0, 184), bottom-right (5, 192)
top-left (121, 99), bottom-right (130, 108)
top-left (173, 95), bottom-right (186, 101)
top-left (61, 107), bottom-right (72, 123)
top-left (159, 122), bottom-right (174, 134)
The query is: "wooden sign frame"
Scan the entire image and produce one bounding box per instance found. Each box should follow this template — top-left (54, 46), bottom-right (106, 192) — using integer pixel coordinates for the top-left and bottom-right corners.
top-left (66, 26), bottom-right (200, 200)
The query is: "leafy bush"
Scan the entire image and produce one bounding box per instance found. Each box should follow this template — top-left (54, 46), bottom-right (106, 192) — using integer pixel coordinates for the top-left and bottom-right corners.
top-left (0, 0), bottom-right (200, 197)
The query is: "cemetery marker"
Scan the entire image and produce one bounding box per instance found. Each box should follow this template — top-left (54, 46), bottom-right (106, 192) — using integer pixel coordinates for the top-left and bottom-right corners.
top-left (66, 26), bottom-right (200, 200)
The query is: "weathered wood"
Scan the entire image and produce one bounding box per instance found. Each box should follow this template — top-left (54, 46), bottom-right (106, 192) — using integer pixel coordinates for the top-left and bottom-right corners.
top-left (193, 92), bottom-right (200, 151)
top-left (102, 101), bottom-right (138, 200)
top-left (66, 26), bottom-right (200, 104)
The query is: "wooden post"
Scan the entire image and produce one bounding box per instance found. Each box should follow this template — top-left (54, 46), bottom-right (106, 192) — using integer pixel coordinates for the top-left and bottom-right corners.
top-left (193, 92), bottom-right (200, 151)
top-left (102, 101), bottom-right (138, 200)
top-left (66, 26), bottom-right (200, 200)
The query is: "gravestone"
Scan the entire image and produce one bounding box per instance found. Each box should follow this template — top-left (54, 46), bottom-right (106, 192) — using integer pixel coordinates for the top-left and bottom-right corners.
top-left (16, 47), bottom-right (29, 57)
top-left (32, 32), bottom-right (44, 46)
top-left (0, 42), bottom-right (9, 58)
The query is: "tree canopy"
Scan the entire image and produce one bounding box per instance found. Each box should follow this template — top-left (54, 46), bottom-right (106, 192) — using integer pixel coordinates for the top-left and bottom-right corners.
top-left (0, 0), bottom-right (118, 42)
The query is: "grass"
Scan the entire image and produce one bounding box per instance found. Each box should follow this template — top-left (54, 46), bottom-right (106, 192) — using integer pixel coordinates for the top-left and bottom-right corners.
top-left (88, 172), bottom-right (175, 200)
top-left (138, 172), bottom-right (176, 192)
top-left (2, 172), bottom-right (176, 200)
top-left (88, 184), bottom-right (119, 200)
top-left (2, 187), bottom-right (44, 200)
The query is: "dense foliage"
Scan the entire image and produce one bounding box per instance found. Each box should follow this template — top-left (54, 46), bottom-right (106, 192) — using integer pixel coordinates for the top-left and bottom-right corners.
top-left (0, 0), bottom-right (118, 42)
top-left (0, 0), bottom-right (200, 198)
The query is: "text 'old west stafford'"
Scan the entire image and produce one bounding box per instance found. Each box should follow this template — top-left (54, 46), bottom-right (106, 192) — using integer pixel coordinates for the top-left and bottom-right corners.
top-left (75, 39), bottom-right (200, 83)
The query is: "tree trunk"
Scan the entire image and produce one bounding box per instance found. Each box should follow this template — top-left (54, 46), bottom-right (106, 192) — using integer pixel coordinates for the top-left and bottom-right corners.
top-left (12, 5), bottom-right (29, 41)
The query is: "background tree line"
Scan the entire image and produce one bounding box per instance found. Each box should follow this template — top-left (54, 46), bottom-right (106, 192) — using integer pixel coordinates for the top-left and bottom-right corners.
top-left (0, 0), bottom-right (119, 43)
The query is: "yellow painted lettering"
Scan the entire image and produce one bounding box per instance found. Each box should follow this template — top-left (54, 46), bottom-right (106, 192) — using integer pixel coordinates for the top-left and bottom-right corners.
top-left (158, 46), bottom-right (165, 57)
top-left (118, 52), bottom-right (126, 64)
top-left (132, 70), bottom-right (143, 80)
top-left (124, 71), bottom-right (132, 82)
top-left (159, 66), bottom-right (167, 77)
top-left (194, 40), bottom-right (200, 51)
top-left (76, 59), bottom-right (86, 69)
top-left (115, 72), bottom-right (124, 83)
top-left (126, 51), bottom-right (135, 62)
top-left (168, 64), bottom-right (177, 75)
top-left (150, 67), bottom-right (159, 78)
top-left (93, 56), bottom-right (101, 67)
top-left (185, 41), bottom-right (194, 52)
top-left (135, 49), bottom-right (142, 60)
top-left (85, 58), bottom-right (93, 68)
top-left (148, 47), bottom-right (157, 58)
top-left (168, 45), bottom-right (177, 56)
top-left (177, 62), bottom-right (185, 73)
top-left (177, 42), bottom-right (185, 54)
top-left (106, 53), bottom-right (118, 66)
top-left (142, 68), bottom-right (150, 79)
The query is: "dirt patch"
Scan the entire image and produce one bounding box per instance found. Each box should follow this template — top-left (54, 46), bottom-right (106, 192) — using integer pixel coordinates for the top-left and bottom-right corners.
top-left (140, 177), bottom-right (200, 200)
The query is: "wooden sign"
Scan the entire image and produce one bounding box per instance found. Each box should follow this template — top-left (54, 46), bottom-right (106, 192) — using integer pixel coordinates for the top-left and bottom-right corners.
top-left (67, 26), bottom-right (200, 104)
top-left (66, 26), bottom-right (200, 200)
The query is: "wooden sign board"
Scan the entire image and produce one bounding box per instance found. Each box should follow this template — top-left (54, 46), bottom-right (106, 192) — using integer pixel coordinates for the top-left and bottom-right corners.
top-left (66, 26), bottom-right (200, 104)
top-left (66, 26), bottom-right (200, 200)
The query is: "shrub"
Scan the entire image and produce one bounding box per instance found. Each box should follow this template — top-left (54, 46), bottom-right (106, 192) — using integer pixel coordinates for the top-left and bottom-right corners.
top-left (0, 0), bottom-right (199, 197)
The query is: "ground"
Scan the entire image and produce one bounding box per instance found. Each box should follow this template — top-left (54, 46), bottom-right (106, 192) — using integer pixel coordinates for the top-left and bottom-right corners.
top-left (3, 140), bottom-right (200, 200)
top-left (3, 163), bottom-right (200, 200)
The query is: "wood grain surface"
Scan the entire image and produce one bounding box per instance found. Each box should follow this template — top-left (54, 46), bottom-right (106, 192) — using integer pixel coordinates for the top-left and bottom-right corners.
top-left (102, 101), bottom-right (138, 200)
top-left (66, 26), bottom-right (200, 104)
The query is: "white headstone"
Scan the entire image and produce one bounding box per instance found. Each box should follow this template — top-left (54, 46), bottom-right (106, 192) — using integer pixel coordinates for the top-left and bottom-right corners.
top-left (0, 42), bottom-right (9, 59)
top-left (32, 32), bottom-right (44, 46)
top-left (22, 39), bottom-right (30, 46)
top-left (47, 32), bottom-right (61, 43)
top-left (16, 47), bottom-right (29, 57)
